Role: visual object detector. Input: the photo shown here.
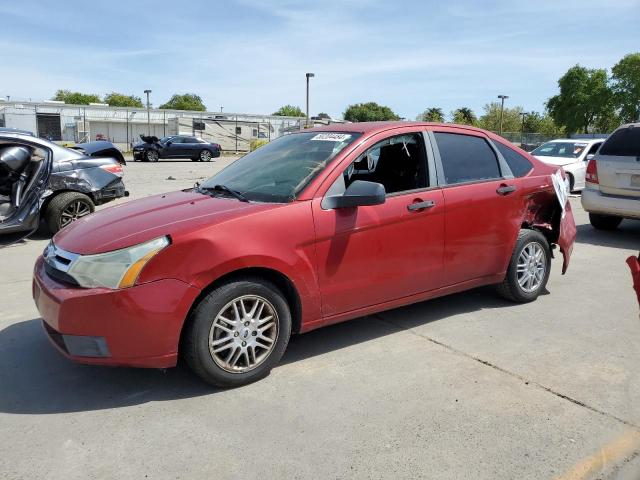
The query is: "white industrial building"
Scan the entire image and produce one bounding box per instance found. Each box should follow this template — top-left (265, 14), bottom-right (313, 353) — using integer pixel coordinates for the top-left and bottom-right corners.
top-left (0, 100), bottom-right (308, 152)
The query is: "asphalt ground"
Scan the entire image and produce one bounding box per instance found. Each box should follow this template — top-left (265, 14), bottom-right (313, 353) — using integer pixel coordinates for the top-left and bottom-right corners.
top-left (1, 157), bottom-right (639, 479)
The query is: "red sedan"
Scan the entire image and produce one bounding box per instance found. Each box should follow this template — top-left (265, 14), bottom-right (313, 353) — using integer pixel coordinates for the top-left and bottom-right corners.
top-left (33, 122), bottom-right (576, 386)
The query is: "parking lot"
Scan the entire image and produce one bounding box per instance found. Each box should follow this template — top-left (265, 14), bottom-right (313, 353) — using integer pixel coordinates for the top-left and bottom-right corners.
top-left (1, 158), bottom-right (639, 479)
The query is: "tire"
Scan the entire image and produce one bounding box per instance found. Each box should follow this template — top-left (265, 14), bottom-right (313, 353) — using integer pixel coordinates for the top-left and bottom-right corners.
top-left (46, 191), bottom-right (95, 234)
top-left (145, 149), bottom-right (159, 162)
top-left (199, 149), bottom-right (212, 162)
top-left (497, 229), bottom-right (551, 303)
top-left (182, 277), bottom-right (292, 387)
top-left (589, 213), bottom-right (622, 231)
top-left (566, 172), bottom-right (574, 193)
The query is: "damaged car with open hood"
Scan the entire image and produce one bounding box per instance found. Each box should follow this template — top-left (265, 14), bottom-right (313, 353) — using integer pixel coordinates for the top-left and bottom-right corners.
top-left (0, 129), bottom-right (127, 244)
top-left (33, 122), bottom-right (576, 387)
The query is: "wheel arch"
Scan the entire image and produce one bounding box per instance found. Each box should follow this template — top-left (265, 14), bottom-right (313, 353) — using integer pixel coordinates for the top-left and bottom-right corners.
top-left (41, 188), bottom-right (95, 212)
top-left (179, 266), bottom-right (303, 352)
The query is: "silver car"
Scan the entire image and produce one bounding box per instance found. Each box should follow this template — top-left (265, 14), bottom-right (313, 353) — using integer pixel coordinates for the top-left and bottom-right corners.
top-left (581, 123), bottom-right (640, 230)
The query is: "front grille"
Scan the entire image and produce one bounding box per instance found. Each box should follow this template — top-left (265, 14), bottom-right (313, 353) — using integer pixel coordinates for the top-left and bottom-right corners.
top-left (44, 262), bottom-right (79, 286)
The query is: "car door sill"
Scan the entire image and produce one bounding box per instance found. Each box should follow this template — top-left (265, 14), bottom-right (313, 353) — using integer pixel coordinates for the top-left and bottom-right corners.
top-left (302, 273), bottom-right (505, 333)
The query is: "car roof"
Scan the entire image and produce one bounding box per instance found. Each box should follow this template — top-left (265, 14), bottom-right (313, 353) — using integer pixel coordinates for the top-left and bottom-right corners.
top-left (305, 121), bottom-right (491, 136)
top-left (546, 138), bottom-right (604, 144)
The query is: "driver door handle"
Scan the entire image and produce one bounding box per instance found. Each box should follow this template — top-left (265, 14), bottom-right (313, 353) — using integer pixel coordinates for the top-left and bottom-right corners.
top-left (407, 200), bottom-right (435, 211)
top-left (496, 184), bottom-right (517, 195)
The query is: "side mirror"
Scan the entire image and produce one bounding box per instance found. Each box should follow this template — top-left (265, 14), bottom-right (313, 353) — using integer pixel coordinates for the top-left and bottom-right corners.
top-left (585, 153), bottom-right (595, 161)
top-left (323, 180), bottom-right (386, 209)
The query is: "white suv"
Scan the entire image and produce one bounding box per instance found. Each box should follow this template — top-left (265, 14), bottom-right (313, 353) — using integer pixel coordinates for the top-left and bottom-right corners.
top-left (581, 123), bottom-right (640, 230)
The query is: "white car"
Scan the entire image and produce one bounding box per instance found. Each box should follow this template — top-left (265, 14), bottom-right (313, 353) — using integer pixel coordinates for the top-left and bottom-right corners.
top-left (531, 138), bottom-right (604, 192)
top-left (581, 123), bottom-right (640, 230)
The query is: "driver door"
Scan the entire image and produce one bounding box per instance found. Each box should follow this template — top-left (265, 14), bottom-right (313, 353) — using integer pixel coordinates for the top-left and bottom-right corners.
top-left (311, 130), bottom-right (445, 318)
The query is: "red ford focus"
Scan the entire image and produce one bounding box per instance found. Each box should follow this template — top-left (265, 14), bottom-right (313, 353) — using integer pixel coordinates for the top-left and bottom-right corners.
top-left (33, 122), bottom-right (576, 386)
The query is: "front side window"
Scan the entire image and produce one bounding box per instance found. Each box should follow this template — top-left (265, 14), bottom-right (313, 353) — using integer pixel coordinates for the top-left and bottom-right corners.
top-left (434, 132), bottom-right (501, 185)
top-left (531, 141), bottom-right (588, 158)
top-left (329, 133), bottom-right (428, 197)
top-left (494, 142), bottom-right (532, 177)
top-left (200, 131), bottom-right (360, 202)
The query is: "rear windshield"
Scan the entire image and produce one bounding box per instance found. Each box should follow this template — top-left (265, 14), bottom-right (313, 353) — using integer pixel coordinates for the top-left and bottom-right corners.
top-left (599, 126), bottom-right (640, 157)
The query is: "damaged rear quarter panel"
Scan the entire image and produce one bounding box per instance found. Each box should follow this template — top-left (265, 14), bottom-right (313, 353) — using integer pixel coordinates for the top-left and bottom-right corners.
top-left (519, 174), bottom-right (576, 274)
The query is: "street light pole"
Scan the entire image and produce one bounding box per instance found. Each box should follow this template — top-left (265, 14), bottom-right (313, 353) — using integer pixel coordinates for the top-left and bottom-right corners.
top-left (498, 94), bottom-right (509, 136)
top-left (305, 73), bottom-right (315, 128)
top-left (144, 89), bottom-right (152, 136)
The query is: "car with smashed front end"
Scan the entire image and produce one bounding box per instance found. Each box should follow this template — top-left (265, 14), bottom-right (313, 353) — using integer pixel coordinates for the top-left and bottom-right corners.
top-left (33, 122), bottom-right (576, 386)
top-left (133, 135), bottom-right (221, 162)
top-left (0, 131), bottom-right (127, 244)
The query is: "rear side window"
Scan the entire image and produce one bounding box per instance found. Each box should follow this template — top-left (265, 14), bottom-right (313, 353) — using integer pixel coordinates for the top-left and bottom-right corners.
top-left (494, 142), bottom-right (532, 177)
top-left (434, 132), bottom-right (501, 185)
top-left (599, 126), bottom-right (640, 157)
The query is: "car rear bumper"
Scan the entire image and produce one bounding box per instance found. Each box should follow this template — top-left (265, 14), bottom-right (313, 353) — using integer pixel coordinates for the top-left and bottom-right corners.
top-left (581, 188), bottom-right (640, 219)
top-left (32, 257), bottom-right (201, 368)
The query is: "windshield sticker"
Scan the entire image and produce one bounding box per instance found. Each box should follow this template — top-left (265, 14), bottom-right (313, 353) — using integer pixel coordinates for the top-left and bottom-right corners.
top-left (310, 133), bottom-right (352, 142)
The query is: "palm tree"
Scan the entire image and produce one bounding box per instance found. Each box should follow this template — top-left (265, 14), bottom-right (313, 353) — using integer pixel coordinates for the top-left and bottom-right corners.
top-left (417, 107), bottom-right (445, 122)
top-left (451, 107), bottom-right (477, 125)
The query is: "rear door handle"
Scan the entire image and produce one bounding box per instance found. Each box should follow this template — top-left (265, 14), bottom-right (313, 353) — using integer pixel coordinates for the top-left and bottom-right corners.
top-left (496, 184), bottom-right (517, 195)
top-left (407, 200), bottom-right (435, 211)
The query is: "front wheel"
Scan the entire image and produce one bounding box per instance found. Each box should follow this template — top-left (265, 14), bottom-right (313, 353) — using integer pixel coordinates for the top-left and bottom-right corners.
top-left (497, 229), bottom-right (551, 303)
top-left (589, 213), bottom-right (622, 231)
top-left (182, 277), bottom-right (292, 387)
top-left (145, 149), bottom-right (159, 162)
top-left (199, 149), bottom-right (212, 162)
top-left (46, 191), bottom-right (95, 233)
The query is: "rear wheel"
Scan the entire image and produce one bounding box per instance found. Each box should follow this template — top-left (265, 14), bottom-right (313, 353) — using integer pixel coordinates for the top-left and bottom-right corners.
top-left (145, 150), bottom-right (159, 162)
top-left (589, 213), bottom-right (622, 231)
top-left (182, 277), bottom-right (292, 387)
top-left (497, 229), bottom-right (551, 303)
top-left (46, 192), bottom-right (95, 233)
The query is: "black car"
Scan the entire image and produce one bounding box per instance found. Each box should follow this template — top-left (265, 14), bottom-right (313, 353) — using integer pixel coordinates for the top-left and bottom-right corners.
top-left (0, 132), bottom-right (127, 244)
top-left (133, 135), bottom-right (221, 162)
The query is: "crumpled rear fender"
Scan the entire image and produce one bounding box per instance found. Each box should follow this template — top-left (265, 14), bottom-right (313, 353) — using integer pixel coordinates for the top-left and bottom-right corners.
top-left (520, 183), bottom-right (576, 274)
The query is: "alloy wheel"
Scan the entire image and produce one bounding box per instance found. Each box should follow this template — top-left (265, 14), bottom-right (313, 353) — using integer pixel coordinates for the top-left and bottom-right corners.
top-left (208, 295), bottom-right (278, 373)
top-left (516, 242), bottom-right (546, 293)
top-left (60, 200), bottom-right (92, 228)
top-left (200, 150), bottom-right (212, 162)
top-left (147, 150), bottom-right (159, 162)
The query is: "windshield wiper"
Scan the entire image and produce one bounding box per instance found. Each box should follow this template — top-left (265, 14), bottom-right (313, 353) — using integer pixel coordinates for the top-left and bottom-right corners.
top-left (200, 184), bottom-right (249, 202)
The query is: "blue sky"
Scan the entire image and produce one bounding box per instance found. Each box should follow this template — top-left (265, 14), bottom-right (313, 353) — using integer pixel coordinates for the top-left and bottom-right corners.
top-left (1, 0), bottom-right (639, 119)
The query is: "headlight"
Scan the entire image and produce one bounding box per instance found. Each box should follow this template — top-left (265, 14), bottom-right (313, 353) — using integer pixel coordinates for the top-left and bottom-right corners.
top-left (67, 236), bottom-right (170, 289)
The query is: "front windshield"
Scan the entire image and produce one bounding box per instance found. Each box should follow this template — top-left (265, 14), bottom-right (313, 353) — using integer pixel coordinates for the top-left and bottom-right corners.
top-left (159, 136), bottom-right (173, 144)
top-left (200, 132), bottom-right (361, 202)
top-left (531, 141), bottom-right (588, 158)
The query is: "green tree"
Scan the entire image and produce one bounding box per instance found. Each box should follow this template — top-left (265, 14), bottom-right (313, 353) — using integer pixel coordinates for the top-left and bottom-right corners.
top-left (451, 107), bottom-right (477, 125)
top-left (52, 89), bottom-right (101, 105)
top-left (103, 92), bottom-right (144, 108)
top-left (478, 102), bottom-right (523, 132)
top-left (611, 52), bottom-right (640, 123)
top-left (343, 102), bottom-right (400, 122)
top-left (521, 112), bottom-right (564, 136)
top-left (159, 93), bottom-right (206, 111)
top-left (546, 65), bottom-right (612, 134)
top-left (416, 107), bottom-right (444, 122)
top-left (316, 112), bottom-right (331, 119)
top-left (272, 105), bottom-right (305, 117)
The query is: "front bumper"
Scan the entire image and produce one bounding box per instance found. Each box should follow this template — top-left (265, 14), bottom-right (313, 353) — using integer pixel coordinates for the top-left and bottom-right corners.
top-left (32, 257), bottom-right (201, 368)
top-left (581, 188), bottom-right (640, 219)
top-left (133, 150), bottom-right (146, 159)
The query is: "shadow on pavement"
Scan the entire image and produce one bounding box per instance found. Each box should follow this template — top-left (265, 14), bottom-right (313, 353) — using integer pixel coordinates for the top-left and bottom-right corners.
top-left (0, 288), bottom-right (511, 415)
top-left (575, 221), bottom-right (640, 251)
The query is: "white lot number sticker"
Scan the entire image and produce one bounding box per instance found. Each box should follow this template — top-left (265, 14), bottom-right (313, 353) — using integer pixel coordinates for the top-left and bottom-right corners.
top-left (310, 133), bottom-right (352, 142)
top-left (551, 169), bottom-right (569, 217)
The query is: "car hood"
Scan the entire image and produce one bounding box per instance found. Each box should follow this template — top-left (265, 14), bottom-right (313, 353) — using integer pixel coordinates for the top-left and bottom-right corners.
top-left (533, 155), bottom-right (576, 166)
top-left (53, 190), bottom-right (277, 255)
